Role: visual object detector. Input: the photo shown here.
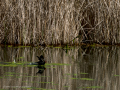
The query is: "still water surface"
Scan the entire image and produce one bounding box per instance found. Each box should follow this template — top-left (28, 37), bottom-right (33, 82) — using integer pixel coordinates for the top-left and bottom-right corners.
top-left (0, 46), bottom-right (120, 90)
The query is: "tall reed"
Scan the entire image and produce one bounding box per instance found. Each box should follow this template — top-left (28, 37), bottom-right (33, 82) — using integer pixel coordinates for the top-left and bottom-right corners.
top-left (0, 0), bottom-right (120, 45)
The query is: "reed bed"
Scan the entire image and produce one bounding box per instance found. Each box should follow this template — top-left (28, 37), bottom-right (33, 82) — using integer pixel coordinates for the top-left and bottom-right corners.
top-left (0, 0), bottom-right (120, 45)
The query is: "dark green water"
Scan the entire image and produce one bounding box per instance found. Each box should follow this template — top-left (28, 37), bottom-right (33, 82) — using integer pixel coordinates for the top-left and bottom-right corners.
top-left (0, 46), bottom-right (119, 90)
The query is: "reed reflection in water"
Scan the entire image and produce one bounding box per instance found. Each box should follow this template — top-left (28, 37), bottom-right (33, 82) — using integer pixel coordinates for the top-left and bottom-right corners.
top-left (0, 46), bottom-right (120, 90)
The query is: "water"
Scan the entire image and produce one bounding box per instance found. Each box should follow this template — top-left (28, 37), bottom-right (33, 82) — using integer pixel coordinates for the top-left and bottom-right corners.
top-left (0, 45), bottom-right (120, 90)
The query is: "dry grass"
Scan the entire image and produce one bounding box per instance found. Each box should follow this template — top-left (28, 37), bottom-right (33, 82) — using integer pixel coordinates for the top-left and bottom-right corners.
top-left (0, 0), bottom-right (120, 45)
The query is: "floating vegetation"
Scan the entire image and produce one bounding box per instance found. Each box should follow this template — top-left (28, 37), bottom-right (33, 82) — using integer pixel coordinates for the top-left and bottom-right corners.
top-left (63, 47), bottom-right (74, 50)
top-left (52, 84), bottom-right (59, 85)
top-left (5, 72), bottom-right (16, 74)
top-left (80, 78), bottom-right (94, 80)
top-left (19, 57), bottom-right (24, 59)
top-left (54, 47), bottom-right (62, 48)
top-left (47, 45), bottom-right (53, 47)
top-left (24, 76), bottom-right (39, 78)
top-left (0, 61), bottom-right (28, 67)
top-left (71, 78), bottom-right (79, 79)
top-left (74, 74), bottom-right (77, 76)
top-left (40, 76), bottom-right (50, 77)
top-left (0, 77), bottom-right (3, 78)
top-left (46, 63), bottom-right (71, 66)
top-left (16, 57), bottom-right (24, 59)
top-left (63, 73), bottom-right (71, 75)
top-left (40, 82), bottom-right (53, 84)
top-left (22, 81), bottom-right (53, 84)
top-left (114, 75), bottom-right (120, 76)
top-left (0, 64), bottom-right (17, 67)
top-left (0, 62), bottom-right (26, 67)
top-left (22, 87), bottom-right (32, 89)
top-left (5, 75), bottom-right (13, 77)
top-left (13, 46), bottom-right (31, 48)
top-left (78, 86), bottom-right (103, 88)
top-left (45, 66), bottom-right (50, 68)
top-left (80, 73), bottom-right (88, 74)
top-left (25, 65), bottom-right (37, 67)
top-left (46, 66), bottom-right (56, 68)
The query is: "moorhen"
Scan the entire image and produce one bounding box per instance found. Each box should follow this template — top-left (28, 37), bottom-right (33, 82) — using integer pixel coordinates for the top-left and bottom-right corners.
top-left (36, 55), bottom-right (46, 65)
top-left (30, 55), bottom-right (46, 65)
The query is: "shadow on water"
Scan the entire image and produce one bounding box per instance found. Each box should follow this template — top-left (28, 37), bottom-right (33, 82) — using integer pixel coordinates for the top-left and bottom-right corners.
top-left (0, 46), bottom-right (120, 90)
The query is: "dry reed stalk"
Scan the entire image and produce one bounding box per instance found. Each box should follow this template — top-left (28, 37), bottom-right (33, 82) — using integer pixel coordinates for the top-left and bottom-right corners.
top-left (0, 0), bottom-right (120, 45)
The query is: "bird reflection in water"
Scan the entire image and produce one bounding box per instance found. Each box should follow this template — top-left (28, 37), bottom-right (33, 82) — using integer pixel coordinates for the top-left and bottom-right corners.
top-left (36, 65), bottom-right (46, 74)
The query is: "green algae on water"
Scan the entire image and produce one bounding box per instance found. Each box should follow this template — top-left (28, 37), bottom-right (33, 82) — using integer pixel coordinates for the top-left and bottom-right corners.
top-left (78, 86), bottom-right (103, 88)
top-left (80, 78), bottom-right (94, 80)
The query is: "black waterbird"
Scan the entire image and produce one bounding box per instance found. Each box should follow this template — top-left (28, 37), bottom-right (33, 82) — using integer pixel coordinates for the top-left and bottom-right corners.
top-left (36, 55), bottom-right (46, 65)
top-left (30, 55), bottom-right (46, 65)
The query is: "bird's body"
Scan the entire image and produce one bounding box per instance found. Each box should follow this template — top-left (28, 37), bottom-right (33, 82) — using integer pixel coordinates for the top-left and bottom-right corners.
top-left (29, 55), bottom-right (46, 65)
top-left (36, 55), bottom-right (46, 65)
